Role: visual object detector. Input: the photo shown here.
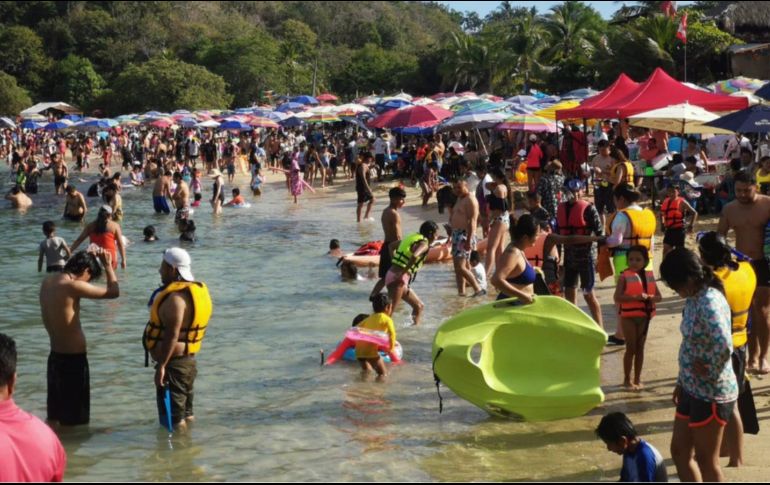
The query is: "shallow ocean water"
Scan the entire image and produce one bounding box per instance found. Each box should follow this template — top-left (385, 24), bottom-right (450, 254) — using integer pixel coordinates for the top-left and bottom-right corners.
top-left (1, 172), bottom-right (623, 481)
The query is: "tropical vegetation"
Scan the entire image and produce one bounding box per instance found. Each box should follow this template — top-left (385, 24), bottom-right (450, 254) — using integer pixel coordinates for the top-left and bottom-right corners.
top-left (0, 1), bottom-right (746, 115)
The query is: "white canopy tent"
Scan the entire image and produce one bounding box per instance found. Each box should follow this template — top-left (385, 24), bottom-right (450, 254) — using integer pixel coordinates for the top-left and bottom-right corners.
top-left (20, 102), bottom-right (81, 117)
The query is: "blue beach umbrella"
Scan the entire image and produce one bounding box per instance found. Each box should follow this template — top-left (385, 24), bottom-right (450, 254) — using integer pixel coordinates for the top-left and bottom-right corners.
top-left (704, 105), bottom-right (770, 133)
top-left (76, 119), bottom-right (117, 131)
top-left (561, 88), bottom-right (599, 100)
top-left (0, 117), bottom-right (16, 129)
top-left (20, 120), bottom-right (44, 130)
top-left (178, 117), bottom-right (199, 128)
top-left (275, 102), bottom-right (306, 113)
top-left (280, 116), bottom-right (305, 128)
top-left (218, 120), bottom-right (253, 131)
top-left (44, 120), bottom-right (74, 131)
top-left (375, 99), bottom-right (412, 113)
top-left (505, 95), bottom-right (538, 105)
top-left (393, 125), bottom-right (437, 136)
top-left (62, 114), bottom-right (83, 122)
top-left (290, 95), bottom-right (319, 105)
top-left (756, 82), bottom-right (770, 101)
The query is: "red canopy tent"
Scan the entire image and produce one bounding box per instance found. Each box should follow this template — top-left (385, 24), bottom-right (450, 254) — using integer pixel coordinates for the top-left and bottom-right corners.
top-left (578, 68), bottom-right (748, 120)
top-left (556, 74), bottom-right (639, 120)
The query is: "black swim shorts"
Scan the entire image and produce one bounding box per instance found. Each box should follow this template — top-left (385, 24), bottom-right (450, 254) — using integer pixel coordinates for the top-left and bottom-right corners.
top-left (357, 191), bottom-right (373, 205)
top-left (751, 258), bottom-right (770, 287)
top-left (156, 355), bottom-right (197, 426)
top-left (379, 241), bottom-right (394, 279)
top-left (47, 352), bottom-right (90, 426)
top-left (675, 389), bottom-right (735, 428)
top-left (63, 214), bottom-right (84, 223)
top-left (732, 345), bottom-right (747, 395)
top-left (663, 227), bottom-right (686, 249)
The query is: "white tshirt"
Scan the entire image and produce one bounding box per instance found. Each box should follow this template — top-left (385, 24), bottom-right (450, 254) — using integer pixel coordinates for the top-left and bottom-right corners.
top-left (472, 263), bottom-right (488, 291)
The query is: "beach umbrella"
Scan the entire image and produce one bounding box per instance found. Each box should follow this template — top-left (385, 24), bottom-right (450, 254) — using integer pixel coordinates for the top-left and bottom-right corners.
top-left (495, 114), bottom-right (558, 133)
top-left (705, 105), bottom-right (770, 133)
top-left (62, 114), bottom-right (83, 122)
top-left (172, 109), bottom-right (192, 115)
top-left (457, 91), bottom-right (477, 98)
top-left (375, 98), bottom-right (412, 113)
top-left (120, 119), bottom-right (141, 127)
top-left (280, 116), bottom-right (305, 128)
top-left (76, 119), bottom-right (118, 131)
top-left (388, 91), bottom-right (413, 101)
top-left (305, 113), bottom-right (341, 124)
top-left (729, 91), bottom-right (764, 106)
top-left (316, 93), bottom-right (338, 102)
top-left (454, 101), bottom-right (511, 115)
top-left (393, 125), bottom-right (437, 136)
top-left (248, 116), bottom-right (280, 128)
top-left (275, 102), bottom-right (306, 113)
top-left (480, 93), bottom-right (504, 102)
top-left (178, 117), bottom-right (200, 128)
top-left (710, 77), bottom-right (767, 95)
top-left (534, 100), bottom-right (581, 121)
top-left (43, 119), bottom-right (74, 131)
top-left (368, 108), bottom-right (402, 129)
top-left (195, 120), bottom-right (221, 129)
top-left (290, 95), bottom-right (319, 105)
top-left (629, 103), bottom-right (733, 135)
top-left (437, 112), bottom-right (509, 132)
top-left (357, 95), bottom-right (381, 106)
top-left (506, 95), bottom-right (538, 105)
top-left (143, 111), bottom-right (166, 117)
top-left (533, 95), bottom-right (562, 106)
top-left (561, 88), bottom-right (599, 100)
top-left (381, 105), bottom-right (454, 129)
top-left (262, 111), bottom-right (288, 122)
top-left (0, 117), bottom-right (16, 129)
top-left (219, 120), bottom-right (253, 131)
top-left (20, 120), bottom-right (44, 130)
top-left (756, 82), bottom-right (770, 101)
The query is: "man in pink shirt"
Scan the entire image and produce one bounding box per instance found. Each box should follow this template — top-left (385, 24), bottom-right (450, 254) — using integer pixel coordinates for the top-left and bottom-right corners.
top-left (0, 333), bottom-right (66, 482)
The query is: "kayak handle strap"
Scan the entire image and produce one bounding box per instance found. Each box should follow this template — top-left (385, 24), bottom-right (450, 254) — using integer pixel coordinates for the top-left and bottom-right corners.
top-left (432, 347), bottom-right (444, 414)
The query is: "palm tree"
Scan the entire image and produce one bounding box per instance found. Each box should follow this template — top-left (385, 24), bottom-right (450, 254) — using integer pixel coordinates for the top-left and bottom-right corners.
top-left (542, 2), bottom-right (604, 63)
top-left (440, 32), bottom-right (490, 92)
top-left (498, 7), bottom-right (549, 93)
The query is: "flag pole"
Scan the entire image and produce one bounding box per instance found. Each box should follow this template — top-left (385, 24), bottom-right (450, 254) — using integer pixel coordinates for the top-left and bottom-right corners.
top-left (684, 42), bottom-right (687, 83)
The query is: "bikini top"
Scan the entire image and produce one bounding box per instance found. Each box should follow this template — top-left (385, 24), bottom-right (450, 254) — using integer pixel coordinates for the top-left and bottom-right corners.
top-left (507, 259), bottom-right (537, 286)
top-left (487, 193), bottom-right (509, 212)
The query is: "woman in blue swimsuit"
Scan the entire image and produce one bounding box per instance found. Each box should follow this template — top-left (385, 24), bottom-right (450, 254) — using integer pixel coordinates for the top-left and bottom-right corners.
top-left (492, 214), bottom-right (540, 303)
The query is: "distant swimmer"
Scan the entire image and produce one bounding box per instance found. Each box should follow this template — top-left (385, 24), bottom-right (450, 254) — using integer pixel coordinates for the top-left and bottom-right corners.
top-left (40, 249), bottom-right (119, 426)
top-left (63, 185), bottom-right (88, 222)
top-left (38, 221), bottom-right (71, 273)
top-left (5, 186), bottom-right (31, 210)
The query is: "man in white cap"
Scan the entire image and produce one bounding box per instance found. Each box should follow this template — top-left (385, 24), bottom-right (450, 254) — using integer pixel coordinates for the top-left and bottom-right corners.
top-left (143, 248), bottom-right (212, 429)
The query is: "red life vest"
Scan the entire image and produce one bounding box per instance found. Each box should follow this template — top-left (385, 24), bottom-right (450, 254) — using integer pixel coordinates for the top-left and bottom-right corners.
top-left (619, 269), bottom-right (657, 319)
top-left (556, 199), bottom-right (590, 236)
top-left (354, 241), bottom-right (384, 256)
top-left (661, 197), bottom-right (685, 229)
top-left (524, 232), bottom-right (547, 268)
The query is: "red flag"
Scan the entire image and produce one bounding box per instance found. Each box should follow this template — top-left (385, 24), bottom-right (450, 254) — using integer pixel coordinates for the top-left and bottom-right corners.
top-left (676, 12), bottom-right (688, 44)
top-left (661, 1), bottom-right (677, 18)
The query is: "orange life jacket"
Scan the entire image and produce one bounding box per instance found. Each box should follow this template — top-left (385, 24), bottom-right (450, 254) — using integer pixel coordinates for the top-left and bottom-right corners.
top-left (556, 199), bottom-right (590, 236)
top-left (354, 241), bottom-right (384, 256)
top-left (619, 269), bottom-right (657, 319)
top-left (661, 197), bottom-right (685, 229)
top-left (524, 232), bottom-right (547, 268)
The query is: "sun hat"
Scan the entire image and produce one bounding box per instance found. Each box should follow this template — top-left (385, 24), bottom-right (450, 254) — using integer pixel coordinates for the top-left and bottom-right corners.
top-left (210, 169), bottom-right (223, 178)
top-left (163, 247), bottom-right (194, 282)
top-left (100, 204), bottom-right (113, 214)
top-left (681, 171), bottom-right (700, 187)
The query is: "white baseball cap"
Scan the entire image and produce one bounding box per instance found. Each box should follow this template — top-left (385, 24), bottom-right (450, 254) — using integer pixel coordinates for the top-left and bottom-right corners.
top-left (163, 247), bottom-right (195, 281)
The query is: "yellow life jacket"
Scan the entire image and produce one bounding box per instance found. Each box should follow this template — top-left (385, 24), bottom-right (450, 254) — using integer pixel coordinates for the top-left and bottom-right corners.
top-left (142, 281), bottom-right (213, 367)
top-left (391, 233), bottom-right (428, 274)
top-left (608, 208), bottom-right (656, 255)
top-left (715, 261), bottom-right (756, 349)
top-left (611, 161), bottom-right (634, 186)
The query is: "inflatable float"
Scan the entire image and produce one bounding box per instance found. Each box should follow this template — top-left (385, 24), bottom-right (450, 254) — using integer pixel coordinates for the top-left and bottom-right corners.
top-left (342, 238), bottom-right (488, 268)
top-left (326, 327), bottom-right (402, 365)
top-left (432, 296), bottom-right (606, 421)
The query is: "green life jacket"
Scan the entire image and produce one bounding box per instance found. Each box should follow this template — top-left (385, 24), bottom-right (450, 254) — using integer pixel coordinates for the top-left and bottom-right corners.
top-left (391, 233), bottom-right (429, 274)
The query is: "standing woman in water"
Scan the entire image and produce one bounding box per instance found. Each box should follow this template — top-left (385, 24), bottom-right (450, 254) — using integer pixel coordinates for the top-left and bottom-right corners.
top-left (71, 205), bottom-right (126, 270)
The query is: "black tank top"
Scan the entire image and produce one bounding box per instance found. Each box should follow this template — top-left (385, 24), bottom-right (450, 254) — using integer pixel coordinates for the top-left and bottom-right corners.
top-left (487, 193), bottom-right (509, 212)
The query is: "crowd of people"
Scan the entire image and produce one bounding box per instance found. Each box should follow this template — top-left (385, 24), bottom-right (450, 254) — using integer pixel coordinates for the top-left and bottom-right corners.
top-left (1, 111), bottom-right (770, 482)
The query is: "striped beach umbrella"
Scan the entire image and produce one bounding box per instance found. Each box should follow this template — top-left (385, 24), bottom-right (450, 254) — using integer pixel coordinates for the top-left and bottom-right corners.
top-left (248, 117), bottom-right (280, 128)
top-left (305, 113), bottom-right (341, 124)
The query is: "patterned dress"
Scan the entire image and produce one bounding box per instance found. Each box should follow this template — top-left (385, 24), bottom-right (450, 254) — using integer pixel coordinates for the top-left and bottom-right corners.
top-left (678, 287), bottom-right (738, 403)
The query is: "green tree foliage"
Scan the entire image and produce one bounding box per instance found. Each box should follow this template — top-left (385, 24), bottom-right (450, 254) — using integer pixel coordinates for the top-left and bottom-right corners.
top-left (0, 71), bottom-right (32, 116)
top-left (331, 43), bottom-right (418, 95)
top-left (0, 26), bottom-right (51, 93)
top-left (50, 55), bottom-right (105, 111)
top-left (104, 58), bottom-right (232, 113)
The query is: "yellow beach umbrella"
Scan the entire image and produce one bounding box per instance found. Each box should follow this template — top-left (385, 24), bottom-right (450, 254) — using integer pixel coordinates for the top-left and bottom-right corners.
top-left (534, 100), bottom-right (581, 121)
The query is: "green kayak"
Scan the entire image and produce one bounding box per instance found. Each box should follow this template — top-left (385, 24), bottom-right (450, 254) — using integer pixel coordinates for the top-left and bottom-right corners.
top-left (432, 296), bottom-right (607, 422)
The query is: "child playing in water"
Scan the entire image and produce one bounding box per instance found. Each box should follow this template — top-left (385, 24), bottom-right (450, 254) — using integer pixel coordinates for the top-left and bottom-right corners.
top-left (192, 193), bottom-right (202, 207)
top-left (143, 225), bottom-right (158, 242)
top-left (470, 251), bottom-right (487, 292)
top-left (355, 293), bottom-right (396, 379)
top-left (38, 221), bottom-right (71, 273)
top-left (328, 239), bottom-right (342, 258)
top-left (179, 220), bottom-right (196, 242)
top-left (614, 246), bottom-right (661, 390)
top-left (224, 188), bottom-right (245, 207)
top-left (595, 412), bottom-right (668, 482)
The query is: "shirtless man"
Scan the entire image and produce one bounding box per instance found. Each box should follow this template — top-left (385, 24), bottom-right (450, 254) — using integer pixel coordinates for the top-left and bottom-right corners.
top-left (591, 140), bottom-right (615, 228)
top-left (355, 154), bottom-right (375, 222)
top-left (172, 172), bottom-right (190, 228)
top-left (370, 187), bottom-right (406, 299)
top-left (51, 153), bottom-right (68, 195)
top-left (153, 170), bottom-right (173, 215)
top-left (718, 171), bottom-right (770, 374)
top-left (449, 179), bottom-right (484, 296)
top-left (63, 185), bottom-right (87, 222)
top-left (40, 249), bottom-right (119, 426)
top-left (5, 186), bottom-right (32, 209)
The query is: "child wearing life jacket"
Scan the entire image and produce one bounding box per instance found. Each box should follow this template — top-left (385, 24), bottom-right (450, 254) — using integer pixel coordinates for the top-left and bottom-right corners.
top-left (355, 293), bottom-right (396, 380)
top-left (614, 246), bottom-right (662, 391)
top-left (660, 184), bottom-right (697, 258)
top-left (595, 412), bottom-right (668, 482)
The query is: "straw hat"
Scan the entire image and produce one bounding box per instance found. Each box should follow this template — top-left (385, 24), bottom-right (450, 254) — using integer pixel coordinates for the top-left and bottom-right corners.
top-left (681, 171), bottom-right (700, 187)
top-left (210, 169), bottom-right (223, 178)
